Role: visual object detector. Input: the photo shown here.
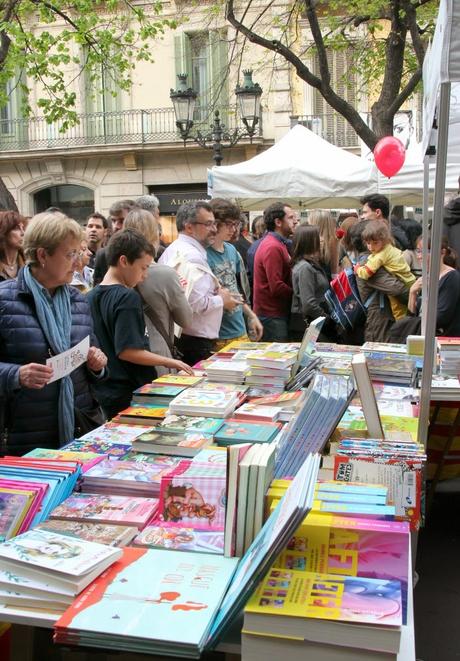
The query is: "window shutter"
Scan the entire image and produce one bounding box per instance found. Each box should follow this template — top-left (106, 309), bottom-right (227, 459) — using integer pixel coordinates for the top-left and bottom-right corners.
top-left (209, 29), bottom-right (229, 114)
top-left (174, 33), bottom-right (192, 82)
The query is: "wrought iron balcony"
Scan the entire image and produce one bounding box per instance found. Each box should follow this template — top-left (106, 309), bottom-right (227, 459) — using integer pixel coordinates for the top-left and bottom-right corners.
top-left (0, 105), bottom-right (263, 153)
top-left (291, 111), bottom-right (422, 149)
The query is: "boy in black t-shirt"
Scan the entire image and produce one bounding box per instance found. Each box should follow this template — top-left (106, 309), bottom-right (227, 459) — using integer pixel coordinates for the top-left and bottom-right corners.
top-left (88, 229), bottom-right (193, 419)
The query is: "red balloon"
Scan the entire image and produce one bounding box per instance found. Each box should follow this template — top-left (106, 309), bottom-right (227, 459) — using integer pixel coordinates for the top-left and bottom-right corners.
top-left (374, 136), bottom-right (406, 178)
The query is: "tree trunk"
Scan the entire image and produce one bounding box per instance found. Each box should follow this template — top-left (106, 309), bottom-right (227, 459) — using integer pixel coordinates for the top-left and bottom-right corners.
top-left (0, 177), bottom-right (18, 211)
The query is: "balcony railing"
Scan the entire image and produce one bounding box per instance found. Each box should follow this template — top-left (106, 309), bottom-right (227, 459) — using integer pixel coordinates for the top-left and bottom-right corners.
top-left (0, 105), bottom-right (263, 152)
top-left (291, 111), bottom-right (423, 149)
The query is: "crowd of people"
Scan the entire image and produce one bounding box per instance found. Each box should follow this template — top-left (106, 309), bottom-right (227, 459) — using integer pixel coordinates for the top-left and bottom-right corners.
top-left (0, 190), bottom-right (459, 455)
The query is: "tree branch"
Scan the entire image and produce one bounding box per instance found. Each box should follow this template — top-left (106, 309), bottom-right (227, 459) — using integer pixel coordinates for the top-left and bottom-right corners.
top-left (387, 67), bottom-right (422, 116)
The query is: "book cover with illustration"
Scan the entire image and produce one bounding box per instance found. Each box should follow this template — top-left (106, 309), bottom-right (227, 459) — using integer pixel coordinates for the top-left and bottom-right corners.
top-left (246, 568), bottom-right (402, 626)
top-left (0, 490), bottom-right (34, 541)
top-left (82, 457), bottom-right (178, 490)
top-left (132, 383), bottom-right (187, 398)
top-left (332, 454), bottom-right (423, 530)
top-left (61, 440), bottom-right (133, 459)
top-left (154, 415), bottom-right (225, 436)
top-left (50, 493), bottom-right (159, 529)
top-left (36, 520), bottom-right (138, 547)
top-left (168, 388), bottom-right (240, 417)
top-left (0, 529), bottom-right (121, 577)
top-left (275, 512), bottom-right (409, 621)
top-left (215, 420), bottom-right (281, 445)
top-left (132, 430), bottom-right (213, 457)
top-left (25, 448), bottom-right (105, 473)
top-left (133, 525), bottom-right (224, 554)
top-left (77, 422), bottom-right (154, 444)
top-left (54, 547), bottom-right (238, 654)
top-left (157, 462), bottom-right (226, 531)
top-left (152, 374), bottom-right (205, 387)
top-left (117, 405), bottom-right (169, 424)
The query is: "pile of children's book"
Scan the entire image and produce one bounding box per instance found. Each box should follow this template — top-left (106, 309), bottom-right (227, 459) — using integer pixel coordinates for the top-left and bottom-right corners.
top-left (0, 333), bottom-right (423, 660)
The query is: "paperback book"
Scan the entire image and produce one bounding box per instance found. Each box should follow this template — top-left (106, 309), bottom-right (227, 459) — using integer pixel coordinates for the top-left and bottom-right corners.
top-left (54, 547), bottom-right (238, 657)
top-left (133, 525), bottom-right (224, 554)
top-left (132, 430), bottom-right (214, 457)
top-left (36, 520), bottom-right (138, 547)
top-left (50, 493), bottom-right (159, 529)
top-left (244, 569), bottom-right (402, 654)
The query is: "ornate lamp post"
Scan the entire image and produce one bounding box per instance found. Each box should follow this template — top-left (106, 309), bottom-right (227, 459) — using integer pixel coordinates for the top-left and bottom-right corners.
top-left (170, 70), bottom-right (262, 166)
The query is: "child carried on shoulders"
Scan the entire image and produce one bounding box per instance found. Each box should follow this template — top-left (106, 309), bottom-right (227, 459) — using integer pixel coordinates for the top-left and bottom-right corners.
top-left (354, 220), bottom-right (416, 319)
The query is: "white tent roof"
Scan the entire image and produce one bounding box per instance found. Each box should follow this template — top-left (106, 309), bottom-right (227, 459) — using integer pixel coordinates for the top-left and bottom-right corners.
top-left (208, 124), bottom-right (378, 210)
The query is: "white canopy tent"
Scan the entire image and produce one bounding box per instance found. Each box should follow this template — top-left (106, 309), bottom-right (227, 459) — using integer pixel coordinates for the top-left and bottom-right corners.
top-left (208, 124), bottom-right (378, 210)
top-left (379, 82), bottom-right (460, 205)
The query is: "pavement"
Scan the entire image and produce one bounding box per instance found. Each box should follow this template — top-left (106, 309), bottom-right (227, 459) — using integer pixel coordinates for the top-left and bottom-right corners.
top-left (415, 487), bottom-right (460, 660)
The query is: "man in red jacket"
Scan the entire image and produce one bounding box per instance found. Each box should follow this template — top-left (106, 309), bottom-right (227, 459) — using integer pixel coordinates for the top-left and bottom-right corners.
top-left (253, 202), bottom-right (297, 341)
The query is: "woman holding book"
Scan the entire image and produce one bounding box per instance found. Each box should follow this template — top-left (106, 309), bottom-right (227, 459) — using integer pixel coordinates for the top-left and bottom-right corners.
top-left (0, 212), bottom-right (107, 455)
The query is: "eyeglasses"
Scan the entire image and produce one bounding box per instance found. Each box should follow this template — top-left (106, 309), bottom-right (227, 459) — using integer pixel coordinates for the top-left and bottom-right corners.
top-left (222, 220), bottom-right (240, 227)
top-left (192, 221), bottom-right (217, 228)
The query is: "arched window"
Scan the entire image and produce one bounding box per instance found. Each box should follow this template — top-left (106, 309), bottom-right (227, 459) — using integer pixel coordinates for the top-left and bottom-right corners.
top-left (33, 185), bottom-right (94, 222)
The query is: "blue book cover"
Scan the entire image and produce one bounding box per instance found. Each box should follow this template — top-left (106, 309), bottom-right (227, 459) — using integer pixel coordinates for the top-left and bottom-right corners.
top-left (215, 420), bottom-right (280, 445)
top-left (55, 547), bottom-right (238, 652)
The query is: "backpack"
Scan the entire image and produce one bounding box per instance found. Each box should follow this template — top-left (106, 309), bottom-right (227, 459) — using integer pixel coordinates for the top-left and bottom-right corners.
top-left (325, 268), bottom-right (375, 333)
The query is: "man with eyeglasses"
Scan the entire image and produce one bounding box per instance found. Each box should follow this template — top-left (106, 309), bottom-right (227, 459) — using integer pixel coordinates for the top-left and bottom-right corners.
top-left (159, 201), bottom-right (241, 365)
top-left (207, 198), bottom-right (263, 350)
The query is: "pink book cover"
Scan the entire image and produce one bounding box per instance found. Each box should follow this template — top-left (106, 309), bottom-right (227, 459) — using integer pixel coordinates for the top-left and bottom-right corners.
top-left (157, 460), bottom-right (226, 531)
top-left (50, 493), bottom-right (159, 529)
top-left (0, 479), bottom-right (48, 532)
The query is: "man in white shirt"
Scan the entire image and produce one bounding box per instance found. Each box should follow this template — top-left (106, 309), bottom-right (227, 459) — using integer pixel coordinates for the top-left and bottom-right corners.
top-left (159, 201), bottom-right (241, 365)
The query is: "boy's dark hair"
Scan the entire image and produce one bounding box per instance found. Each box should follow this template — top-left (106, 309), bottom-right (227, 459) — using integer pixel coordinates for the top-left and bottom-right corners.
top-left (361, 220), bottom-right (392, 245)
top-left (399, 218), bottom-right (422, 250)
top-left (105, 228), bottom-right (154, 266)
top-left (263, 202), bottom-right (290, 232)
top-left (209, 198), bottom-right (241, 225)
top-left (360, 194), bottom-right (390, 220)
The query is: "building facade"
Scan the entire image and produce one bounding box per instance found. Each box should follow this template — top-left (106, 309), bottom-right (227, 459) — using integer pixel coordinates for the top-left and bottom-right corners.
top-left (0, 2), bottom-right (421, 232)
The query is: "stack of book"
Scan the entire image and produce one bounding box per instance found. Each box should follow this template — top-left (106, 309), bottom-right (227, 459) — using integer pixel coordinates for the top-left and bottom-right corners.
top-left (131, 429), bottom-right (214, 457)
top-left (243, 569), bottom-right (403, 661)
top-left (205, 359), bottom-right (251, 384)
top-left (80, 457), bottom-right (182, 498)
top-left (274, 374), bottom-right (354, 478)
top-left (61, 421), bottom-right (155, 459)
top-left (363, 351), bottom-right (419, 386)
top-left (242, 484), bottom-right (411, 661)
top-left (54, 547), bottom-right (238, 656)
top-left (437, 337), bottom-right (460, 377)
top-left (430, 374), bottom-right (460, 400)
top-left (242, 391), bottom-right (307, 422)
top-left (50, 493), bottom-right (159, 530)
top-left (215, 420), bottom-right (282, 447)
top-left (115, 404), bottom-right (169, 425)
top-left (24, 448), bottom-right (106, 473)
top-left (322, 437), bottom-right (426, 530)
top-left (131, 382), bottom-right (188, 406)
top-left (35, 520), bottom-right (138, 547)
top-left (0, 456), bottom-right (82, 531)
top-left (151, 374), bottom-right (205, 388)
top-left (0, 529), bottom-right (121, 625)
top-left (168, 387), bottom-right (242, 418)
top-left (246, 347), bottom-right (298, 390)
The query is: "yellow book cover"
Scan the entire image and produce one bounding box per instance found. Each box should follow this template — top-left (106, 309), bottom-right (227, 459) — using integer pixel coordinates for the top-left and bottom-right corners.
top-left (245, 568), bottom-right (402, 626)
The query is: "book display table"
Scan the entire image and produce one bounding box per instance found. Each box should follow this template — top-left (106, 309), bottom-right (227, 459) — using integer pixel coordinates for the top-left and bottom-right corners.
top-left (0, 338), bottom-right (421, 661)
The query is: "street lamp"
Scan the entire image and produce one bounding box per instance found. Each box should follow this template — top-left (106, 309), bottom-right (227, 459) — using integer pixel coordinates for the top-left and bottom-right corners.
top-left (170, 70), bottom-right (262, 166)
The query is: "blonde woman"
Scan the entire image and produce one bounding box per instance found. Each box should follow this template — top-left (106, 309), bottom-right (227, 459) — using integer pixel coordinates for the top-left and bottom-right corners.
top-left (0, 212), bottom-right (107, 454)
top-left (305, 209), bottom-right (339, 280)
top-left (123, 209), bottom-right (193, 375)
